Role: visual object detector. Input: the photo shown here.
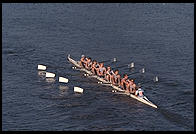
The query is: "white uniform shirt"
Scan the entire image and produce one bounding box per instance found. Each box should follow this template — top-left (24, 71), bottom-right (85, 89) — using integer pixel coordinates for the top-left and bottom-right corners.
top-left (136, 88), bottom-right (144, 97)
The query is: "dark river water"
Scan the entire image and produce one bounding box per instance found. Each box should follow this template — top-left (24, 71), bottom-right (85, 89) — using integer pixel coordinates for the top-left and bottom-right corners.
top-left (2, 3), bottom-right (194, 131)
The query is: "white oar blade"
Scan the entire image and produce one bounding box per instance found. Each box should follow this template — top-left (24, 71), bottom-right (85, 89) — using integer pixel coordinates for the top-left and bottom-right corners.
top-left (154, 76), bottom-right (159, 82)
top-left (46, 72), bottom-right (55, 78)
top-left (38, 64), bottom-right (46, 70)
top-left (59, 77), bottom-right (69, 83)
top-left (131, 62), bottom-right (134, 68)
top-left (141, 68), bottom-right (145, 73)
top-left (128, 62), bottom-right (134, 68)
top-left (74, 86), bottom-right (84, 93)
top-left (113, 58), bottom-right (117, 62)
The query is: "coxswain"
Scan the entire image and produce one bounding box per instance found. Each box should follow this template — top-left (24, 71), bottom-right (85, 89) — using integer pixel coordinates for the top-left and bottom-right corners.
top-left (120, 74), bottom-right (129, 90)
top-left (97, 63), bottom-right (106, 77)
top-left (135, 87), bottom-right (144, 98)
top-left (111, 69), bottom-right (121, 86)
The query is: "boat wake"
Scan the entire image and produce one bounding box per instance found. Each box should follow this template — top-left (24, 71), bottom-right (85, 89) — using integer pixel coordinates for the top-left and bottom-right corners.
top-left (158, 107), bottom-right (194, 130)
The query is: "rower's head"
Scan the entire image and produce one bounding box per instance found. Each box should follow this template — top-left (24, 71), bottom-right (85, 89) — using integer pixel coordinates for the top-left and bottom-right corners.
top-left (107, 66), bottom-right (111, 70)
top-left (81, 55), bottom-right (85, 60)
top-left (128, 79), bottom-right (134, 83)
top-left (114, 69), bottom-right (119, 74)
top-left (133, 83), bottom-right (136, 87)
top-left (88, 57), bottom-right (91, 62)
top-left (123, 74), bottom-right (128, 79)
top-left (100, 63), bottom-right (104, 67)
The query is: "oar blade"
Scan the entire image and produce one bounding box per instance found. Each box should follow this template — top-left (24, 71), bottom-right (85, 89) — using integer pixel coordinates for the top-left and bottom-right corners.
top-left (59, 77), bottom-right (69, 83)
top-left (46, 72), bottom-right (55, 78)
top-left (113, 58), bottom-right (117, 62)
top-left (38, 64), bottom-right (46, 70)
top-left (141, 68), bottom-right (145, 73)
top-left (153, 76), bottom-right (159, 82)
top-left (130, 62), bottom-right (134, 68)
top-left (74, 86), bottom-right (84, 93)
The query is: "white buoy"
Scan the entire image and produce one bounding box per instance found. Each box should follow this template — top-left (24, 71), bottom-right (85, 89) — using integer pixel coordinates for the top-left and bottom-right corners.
top-left (46, 72), bottom-right (55, 78)
top-left (38, 64), bottom-right (46, 70)
top-left (59, 77), bottom-right (69, 83)
top-left (74, 87), bottom-right (84, 93)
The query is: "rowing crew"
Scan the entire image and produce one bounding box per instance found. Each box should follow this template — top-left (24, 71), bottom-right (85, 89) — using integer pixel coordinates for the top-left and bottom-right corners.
top-left (79, 55), bottom-right (144, 97)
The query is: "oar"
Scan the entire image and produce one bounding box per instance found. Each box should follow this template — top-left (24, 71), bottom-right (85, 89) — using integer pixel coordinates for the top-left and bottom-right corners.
top-left (97, 81), bottom-right (111, 85)
top-left (74, 86), bottom-right (84, 93)
top-left (38, 64), bottom-right (47, 70)
top-left (38, 64), bottom-right (67, 71)
top-left (45, 72), bottom-right (56, 78)
top-left (59, 76), bottom-right (69, 83)
top-left (100, 57), bottom-right (117, 63)
top-left (137, 76), bottom-right (159, 86)
top-left (72, 66), bottom-right (82, 71)
top-left (84, 73), bottom-right (92, 77)
top-left (113, 62), bottom-right (135, 69)
top-left (128, 68), bottom-right (145, 76)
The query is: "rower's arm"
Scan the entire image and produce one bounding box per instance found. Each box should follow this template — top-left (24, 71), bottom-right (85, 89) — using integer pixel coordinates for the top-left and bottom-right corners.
top-left (111, 75), bottom-right (115, 84)
top-left (118, 77), bottom-right (121, 85)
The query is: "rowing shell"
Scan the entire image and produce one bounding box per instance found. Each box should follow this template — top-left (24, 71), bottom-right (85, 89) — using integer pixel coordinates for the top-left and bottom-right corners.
top-left (67, 54), bottom-right (158, 109)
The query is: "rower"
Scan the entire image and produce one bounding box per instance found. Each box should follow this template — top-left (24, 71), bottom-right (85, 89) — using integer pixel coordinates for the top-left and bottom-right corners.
top-left (126, 79), bottom-right (136, 94)
top-left (111, 69), bottom-right (121, 86)
top-left (91, 60), bottom-right (99, 75)
top-left (97, 63), bottom-right (106, 77)
top-left (85, 57), bottom-right (92, 70)
top-left (120, 74), bottom-right (129, 90)
top-left (83, 57), bottom-right (89, 67)
top-left (105, 66), bottom-right (112, 82)
top-left (135, 87), bottom-right (144, 98)
top-left (79, 55), bottom-right (86, 68)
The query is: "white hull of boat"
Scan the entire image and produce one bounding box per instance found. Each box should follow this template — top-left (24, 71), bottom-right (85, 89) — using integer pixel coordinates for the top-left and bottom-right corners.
top-left (67, 54), bottom-right (157, 109)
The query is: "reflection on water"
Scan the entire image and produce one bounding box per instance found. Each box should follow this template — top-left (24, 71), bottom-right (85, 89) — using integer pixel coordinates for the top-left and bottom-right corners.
top-left (45, 78), bottom-right (55, 83)
top-left (59, 85), bottom-right (69, 96)
top-left (158, 108), bottom-right (194, 130)
top-left (38, 71), bottom-right (45, 77)
top-left (73, 92), bottom-right (83, 97)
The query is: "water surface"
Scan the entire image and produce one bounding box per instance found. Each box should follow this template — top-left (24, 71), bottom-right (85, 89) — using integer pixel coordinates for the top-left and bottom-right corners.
top-left (2, 3), bottom-right (194, 131)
